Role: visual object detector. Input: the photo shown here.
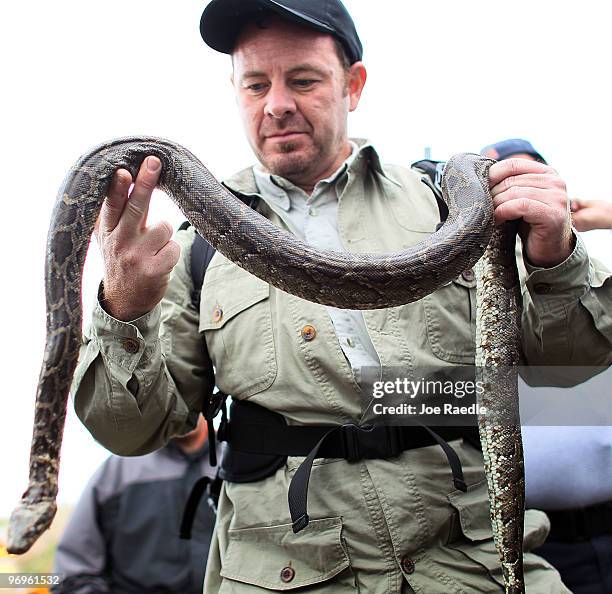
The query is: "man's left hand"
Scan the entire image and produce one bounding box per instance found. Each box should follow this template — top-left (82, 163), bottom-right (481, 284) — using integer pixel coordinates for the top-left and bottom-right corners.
top-left (488, 158), bottom-right (573, 268)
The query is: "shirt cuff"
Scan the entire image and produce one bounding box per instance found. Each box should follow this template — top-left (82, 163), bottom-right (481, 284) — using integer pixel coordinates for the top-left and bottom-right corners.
top-left (523, 232), bottom-right (591, 310)
top-left (91, 283), bottom-right (162, 372)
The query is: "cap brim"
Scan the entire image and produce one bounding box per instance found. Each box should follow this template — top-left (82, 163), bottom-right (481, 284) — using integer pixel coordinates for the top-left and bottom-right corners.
top-left (200, 0), bottom-right (334, 55)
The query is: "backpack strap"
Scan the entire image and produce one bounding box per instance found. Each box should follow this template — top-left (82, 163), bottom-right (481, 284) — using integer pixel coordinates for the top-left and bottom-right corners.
top-left (179, 190), bottom-right (260, 311)
top-left (177, 220), bottom-right (216, 311)
top-left (189, 233), bottom-right (216, 311)
top-left (177, 191), bottom-right (259, 539)
top-left (411, 159), bottom-right (448, 230)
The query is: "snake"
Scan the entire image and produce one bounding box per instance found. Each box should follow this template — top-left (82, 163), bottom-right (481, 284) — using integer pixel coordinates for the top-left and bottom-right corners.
top-left (6, 137), bottom-right (525, 593)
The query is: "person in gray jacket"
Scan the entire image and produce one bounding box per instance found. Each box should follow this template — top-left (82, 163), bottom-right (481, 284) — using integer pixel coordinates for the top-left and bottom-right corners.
top-left (51, 417), bottom-right (216, 594)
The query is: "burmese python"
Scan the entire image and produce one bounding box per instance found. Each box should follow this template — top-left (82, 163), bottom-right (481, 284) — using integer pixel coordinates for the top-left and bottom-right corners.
top-left (7, 137), bottom-right (525, 593)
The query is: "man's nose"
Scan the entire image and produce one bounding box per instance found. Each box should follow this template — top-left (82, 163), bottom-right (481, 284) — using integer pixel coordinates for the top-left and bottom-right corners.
top-left (263, 84), bottom-right (296, 119)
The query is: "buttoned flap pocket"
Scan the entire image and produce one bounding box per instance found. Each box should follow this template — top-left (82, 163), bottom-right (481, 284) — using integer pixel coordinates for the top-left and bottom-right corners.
top-left (220, 517), bottom-right (353, 591)
top-left (423, 272), bottom-right (476, 364)
top-left (199, 258), bottom-right (276, 398)
top-left (447, 478), bottom-right (493, 543)
top-left (199, 274), bottom-right (270, 331)
top-left (446, 479), bottom-right (505, 588)
top-left (447, 481), bottom-right (561, 589)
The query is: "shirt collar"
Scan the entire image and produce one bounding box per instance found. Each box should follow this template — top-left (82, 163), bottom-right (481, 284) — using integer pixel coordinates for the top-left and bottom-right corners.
top-left (223, 138), bottom-right (400, 199)
top-left (252, 141), bottom-right (360, 211)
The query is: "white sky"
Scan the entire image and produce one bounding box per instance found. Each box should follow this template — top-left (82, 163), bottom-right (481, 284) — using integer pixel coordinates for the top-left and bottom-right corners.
top-left (0, 1), bottom-right (611, 520)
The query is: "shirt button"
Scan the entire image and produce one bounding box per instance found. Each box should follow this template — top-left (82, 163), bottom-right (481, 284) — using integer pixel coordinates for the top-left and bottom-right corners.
top-left (400, 555), bottom-right (415, 574)
top-left (533, 282), bottom-right (553, 294)
top-left (346, 337), bottom-right (355, 347)
top-left (308, 206), bottom-right (318, 216)
top-left (301, 325), bottom-right (317, 341)
top-left (461, 268), bottom-right (475, 282)
top-left (280, 566), bottom-right (295, 583)
top-left (212, 306), bottom-right (223, 323)
top-left (122, 338), bottom-right (140, 354)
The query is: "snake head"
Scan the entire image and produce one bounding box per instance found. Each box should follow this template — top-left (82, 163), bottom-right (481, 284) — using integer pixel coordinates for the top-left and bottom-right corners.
top-left (6, 499), bottom-right (57, 554)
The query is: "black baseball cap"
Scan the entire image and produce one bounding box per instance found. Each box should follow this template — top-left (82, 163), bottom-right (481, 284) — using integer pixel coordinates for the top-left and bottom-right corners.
top-left (199, 0), bottom-right (363, 64)
top-left (480, 138), bottom-right (547, 164)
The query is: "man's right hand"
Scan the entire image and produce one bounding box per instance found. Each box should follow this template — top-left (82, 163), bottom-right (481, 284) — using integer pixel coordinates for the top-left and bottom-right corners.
top-left (96, 156), bottom-right (181, 321)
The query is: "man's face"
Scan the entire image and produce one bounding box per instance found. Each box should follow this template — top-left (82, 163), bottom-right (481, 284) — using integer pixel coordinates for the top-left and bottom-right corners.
top-left (232, 17), bottom-right (365, 185)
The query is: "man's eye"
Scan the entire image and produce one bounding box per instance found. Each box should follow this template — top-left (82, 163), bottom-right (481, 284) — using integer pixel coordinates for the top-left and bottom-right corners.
top-left (293, 79), bottom-right (318, 88)
top-left (246, 83), bottom-right (268, 92)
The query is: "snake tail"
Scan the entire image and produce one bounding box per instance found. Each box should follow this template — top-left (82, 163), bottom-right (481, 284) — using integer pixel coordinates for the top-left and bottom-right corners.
top-left (474, 221), bottom-right (525, 594)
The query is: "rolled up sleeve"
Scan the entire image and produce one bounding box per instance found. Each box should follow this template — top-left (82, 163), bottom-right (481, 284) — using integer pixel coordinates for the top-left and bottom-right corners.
top-left (521, 233), bottom-right (612, 369)
top-left (71, 227), bottom-right (213, 455)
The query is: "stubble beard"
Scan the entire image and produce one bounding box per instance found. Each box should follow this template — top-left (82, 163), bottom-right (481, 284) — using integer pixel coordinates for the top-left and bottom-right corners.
top-left (261, 140), bottom-right (323, 182)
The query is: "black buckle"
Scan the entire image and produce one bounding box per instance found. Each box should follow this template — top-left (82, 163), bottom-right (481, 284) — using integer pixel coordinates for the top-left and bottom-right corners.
top-left (340, 424), bottom-right (361, 462)
top-left (202, 390), bottom-right (227, 421)
top-left (202, 391), bottom-right (228, 467)
top-left (340, 424), bottom-right (377, 462)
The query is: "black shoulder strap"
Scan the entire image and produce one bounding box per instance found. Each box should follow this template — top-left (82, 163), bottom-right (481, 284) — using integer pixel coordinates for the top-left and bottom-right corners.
top-left (179, 191), bottom-right (260, 311)
top-left (190, 233), bottom-right (216, 311)
top-left (178, 220), bottom-right (216, 311)
top-left (411, 159), bottom-right (448, 229)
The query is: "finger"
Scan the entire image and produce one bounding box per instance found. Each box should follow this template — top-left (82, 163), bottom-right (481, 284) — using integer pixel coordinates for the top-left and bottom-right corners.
top-left (571, 198), bottom-right (599, 212)
top-left (151, 239), bottom-right (181, 274)
top-left (145, 220), bottom-right (174, 255)
top-left (490, 173), bottom-right (565, 199)
top-left (570, 199), bottom-right (582, 212)
top-left (118, 156), bottom-right (162, 230)
top-left (488, 158), bottom-right (555, 188)
top-left (492, 186), bottom-right (566, 210)
top-left (494, 197), bottom-right (557, 226)
top-left (571, 212), bottom-right (593, 232)
top-left (99, 169), bottom-right (132, 233)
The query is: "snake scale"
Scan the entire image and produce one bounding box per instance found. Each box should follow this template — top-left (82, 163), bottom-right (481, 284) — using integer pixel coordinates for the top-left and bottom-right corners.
top-left (7, 137), bottom-right (525, 593)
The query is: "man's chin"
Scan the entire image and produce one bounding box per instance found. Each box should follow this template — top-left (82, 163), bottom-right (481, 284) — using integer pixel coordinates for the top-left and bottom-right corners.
top-left (263, 148), bottom-right (316, 179)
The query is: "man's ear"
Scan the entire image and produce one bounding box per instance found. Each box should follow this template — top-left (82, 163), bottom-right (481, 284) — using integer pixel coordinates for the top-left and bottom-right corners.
top-left (348, 62), bottom-right (367, 112)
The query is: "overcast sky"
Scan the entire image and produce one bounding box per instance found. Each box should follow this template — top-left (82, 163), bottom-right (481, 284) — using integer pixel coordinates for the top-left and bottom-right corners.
top-left (0, 1), bottom-right (611, 524)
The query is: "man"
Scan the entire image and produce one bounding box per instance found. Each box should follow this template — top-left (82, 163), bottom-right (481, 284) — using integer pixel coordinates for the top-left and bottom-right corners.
top-left (73, 2), bottom-right (612, 592)
top-left (482, 138), bottom-right (612, 593)
top-left (51, 418), bottom-right (217, 594)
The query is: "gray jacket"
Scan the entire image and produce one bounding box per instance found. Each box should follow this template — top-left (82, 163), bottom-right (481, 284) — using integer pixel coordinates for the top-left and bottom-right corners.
top-left (52, 442), bottom-right (216, 594)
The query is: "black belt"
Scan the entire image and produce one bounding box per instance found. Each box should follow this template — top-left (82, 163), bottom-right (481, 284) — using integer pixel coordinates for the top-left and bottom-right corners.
top-left (279, 422), bottom-right (477, 533)
top-left (228, 420), bottom-right (480, 460)
top-left (545, 501), bottom-right (612, 542)
top-left (223, 402), bottom-right (480, 533)
top-left (180, 398), bottom-right (481, 539)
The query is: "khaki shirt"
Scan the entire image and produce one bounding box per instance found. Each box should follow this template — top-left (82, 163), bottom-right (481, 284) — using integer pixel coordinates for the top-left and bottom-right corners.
top-left (72, 140), bottom-right (612, 593)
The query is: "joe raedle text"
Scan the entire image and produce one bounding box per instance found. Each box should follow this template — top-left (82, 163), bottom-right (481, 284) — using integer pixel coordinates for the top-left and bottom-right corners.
top-left (371, 402), bottom-right (487, 416)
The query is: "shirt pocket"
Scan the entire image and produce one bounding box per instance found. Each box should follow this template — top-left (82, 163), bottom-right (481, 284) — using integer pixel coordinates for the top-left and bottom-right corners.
top-left (199, 260), bottom-right (276, 398)
top-left (423, 273), bottom-right (476, 364)
top-left (219, 517), bottom-right (354, 592)
top-left (446, 478), bottom-right (507, 589)
top-left (446, 479), bottom-right (559, 590)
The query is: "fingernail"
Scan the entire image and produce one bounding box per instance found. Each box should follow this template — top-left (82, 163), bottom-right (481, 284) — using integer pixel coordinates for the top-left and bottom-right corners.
top-left (147, 157), bottom-right (161, 172)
